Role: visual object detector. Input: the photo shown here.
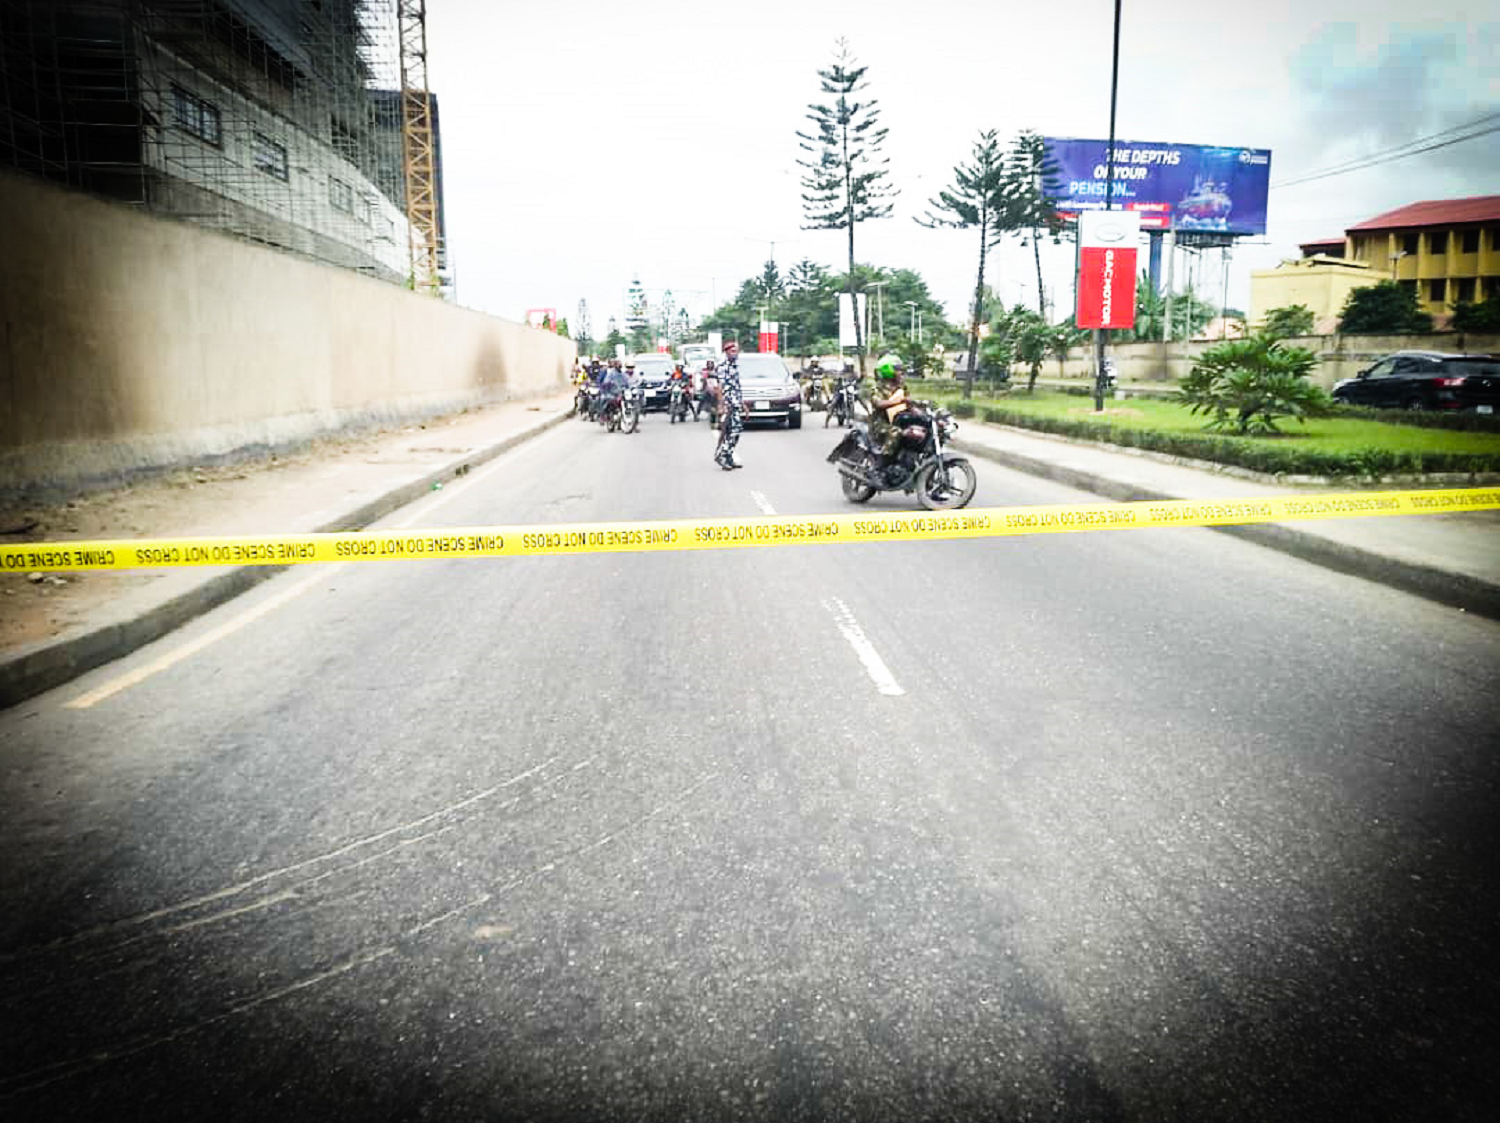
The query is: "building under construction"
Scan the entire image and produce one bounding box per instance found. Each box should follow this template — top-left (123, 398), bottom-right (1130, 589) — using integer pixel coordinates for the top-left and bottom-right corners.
top-left (0, 0), bottom-right (446, 288)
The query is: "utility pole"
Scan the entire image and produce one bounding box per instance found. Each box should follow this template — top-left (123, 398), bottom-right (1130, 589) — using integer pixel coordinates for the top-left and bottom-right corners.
top-left (867, 281), bottom-right (888, 348)
top-left (905, 301), bottom-right (917, 342)
top-left (1162, 220), bottom-right (1175, 344)
top-left (1094, 0), bottom-right (1122, 412)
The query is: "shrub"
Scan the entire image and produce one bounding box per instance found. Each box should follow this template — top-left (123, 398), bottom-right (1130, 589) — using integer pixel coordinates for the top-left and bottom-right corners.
top-left (1337, 281), bottom-right (1433, 334)
top-left (1451, 293), bottom-right (1500, 333)
top-left (1261, 304), bottom-right (1316, 339)
top-left (1176, 334), bottom-right (1331, 435)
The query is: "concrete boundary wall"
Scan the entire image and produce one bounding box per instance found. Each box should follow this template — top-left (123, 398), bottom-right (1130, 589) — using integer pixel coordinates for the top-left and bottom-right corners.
top-left (0, 171), bottom-right (574, 500)
top-left (1048, 331), bottom-right (1500, 388)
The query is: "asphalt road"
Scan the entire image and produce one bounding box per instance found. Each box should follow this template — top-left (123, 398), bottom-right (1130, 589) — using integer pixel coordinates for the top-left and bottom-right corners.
top-left (3, 410), bottom-right (1498, 1122)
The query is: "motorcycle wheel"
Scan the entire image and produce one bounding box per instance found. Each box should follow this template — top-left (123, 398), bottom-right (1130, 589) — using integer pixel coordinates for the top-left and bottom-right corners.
top-left (841, 473), bottom-right (876, 504)
top-left (915, 457), bottom-right (977, 511)
top-left (606, 409), bottom-right (619, 433)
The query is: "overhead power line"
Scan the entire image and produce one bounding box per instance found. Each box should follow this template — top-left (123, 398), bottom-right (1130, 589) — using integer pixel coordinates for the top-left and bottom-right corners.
top-left (1271, 112), bottom-right (1500, 189)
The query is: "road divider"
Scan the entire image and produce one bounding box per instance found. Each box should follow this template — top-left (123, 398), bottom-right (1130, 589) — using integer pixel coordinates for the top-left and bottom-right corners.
top-left (4, 488), bottom-right (1497, 572)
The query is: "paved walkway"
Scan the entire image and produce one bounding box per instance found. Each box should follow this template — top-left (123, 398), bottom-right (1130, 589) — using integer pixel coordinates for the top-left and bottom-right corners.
top-left (2, 390), bottom-right (1496, 707)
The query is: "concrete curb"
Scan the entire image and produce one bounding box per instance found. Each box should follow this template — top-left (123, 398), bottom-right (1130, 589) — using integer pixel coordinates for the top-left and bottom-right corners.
top-left (0, 408), bottom-right (572, 710)
top-left (951, 433), bottom-right (1500, 622)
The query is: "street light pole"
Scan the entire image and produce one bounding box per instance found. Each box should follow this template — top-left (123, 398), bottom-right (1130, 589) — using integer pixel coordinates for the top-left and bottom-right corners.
top-left (1095, 0), bottom-right (1123, 413)
top-left (867, 281), bottom-right (888, 348)
top-left (905, 301), bottom-right (917, 342)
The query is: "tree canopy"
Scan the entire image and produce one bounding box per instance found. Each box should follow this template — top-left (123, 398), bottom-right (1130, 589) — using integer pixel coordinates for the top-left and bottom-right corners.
top-left (699, 260), bottom-right (952, 358)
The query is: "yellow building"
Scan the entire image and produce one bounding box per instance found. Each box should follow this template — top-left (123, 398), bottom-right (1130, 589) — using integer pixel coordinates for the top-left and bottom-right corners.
top-left (1344, 196), bottom-right (1500, 314)
top-left (1248, 255), bottom-right (1388, 333)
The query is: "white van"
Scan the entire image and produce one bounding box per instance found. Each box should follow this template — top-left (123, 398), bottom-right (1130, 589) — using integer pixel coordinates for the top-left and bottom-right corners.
top-left (680, 344), bottom-right (716, 371)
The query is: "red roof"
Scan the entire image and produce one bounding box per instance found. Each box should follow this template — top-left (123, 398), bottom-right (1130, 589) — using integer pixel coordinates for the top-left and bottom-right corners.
top-left (1299, 236), bottom-right (1346, 248)
top-left (1347, 196), bottom-right (1500, 232)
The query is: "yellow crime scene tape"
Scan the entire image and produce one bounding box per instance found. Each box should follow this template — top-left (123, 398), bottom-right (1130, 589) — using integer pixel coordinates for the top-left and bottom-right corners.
top-left (2, 488), bottom-right (1497, 573)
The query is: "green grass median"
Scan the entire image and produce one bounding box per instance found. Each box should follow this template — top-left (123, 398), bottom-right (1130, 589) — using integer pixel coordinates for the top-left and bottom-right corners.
top-left (925, 389), bottom-right (1500, 479)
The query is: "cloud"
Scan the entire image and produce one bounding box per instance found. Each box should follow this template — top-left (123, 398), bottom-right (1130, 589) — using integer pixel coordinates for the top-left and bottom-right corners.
top-left (1286, 23), bottom-right (1499, 179)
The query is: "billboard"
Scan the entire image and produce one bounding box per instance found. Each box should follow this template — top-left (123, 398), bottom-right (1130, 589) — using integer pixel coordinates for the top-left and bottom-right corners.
top-left (1042, 138), bottom-right (1271, 235)
top-left (1075, 211), bottom-right (1140, 329)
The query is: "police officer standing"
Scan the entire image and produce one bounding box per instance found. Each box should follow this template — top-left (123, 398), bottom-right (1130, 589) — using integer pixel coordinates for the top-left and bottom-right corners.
top-left (713, 339), bottom-right (745, 470)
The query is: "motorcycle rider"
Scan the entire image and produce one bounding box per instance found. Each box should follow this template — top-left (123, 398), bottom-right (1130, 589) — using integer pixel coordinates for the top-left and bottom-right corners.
top-left (668, 360), bottom-right (695, 419)
top-left (865, 354), bottom-right (913, 470)
top-left (700, 361), bottom-right (721, 428)
top-left (801, 359), bottom-right (824, 409)
top-left (597, 361), bottom-right (629, 424)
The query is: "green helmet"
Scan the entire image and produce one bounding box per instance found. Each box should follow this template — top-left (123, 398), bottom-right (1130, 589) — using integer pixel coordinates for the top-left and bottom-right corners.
top-left (874, 354), bottom-right (905, 380)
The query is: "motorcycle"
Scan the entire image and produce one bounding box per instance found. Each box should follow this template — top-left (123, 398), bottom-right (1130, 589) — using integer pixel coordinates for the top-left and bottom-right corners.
top-left (668, 379), bottom-right (696, 423)
top-left (575, 383), bottom-right (598, 420)
top-left (824, 377), bottom-right (862, 428)
top-left (699, 376), bottom-right (721, 427)
top-left (826, 402), bottom-right (977, 510)
top-left (599, 385), bottom-right (641, 434)
top-left (801, 373), bottom-right (827, 411)
top-left (620, 385), bottom-right (641, 433)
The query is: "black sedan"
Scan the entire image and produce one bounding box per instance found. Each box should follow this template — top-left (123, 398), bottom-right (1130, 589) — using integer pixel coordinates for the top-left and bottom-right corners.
top-left (1332, 350), bottom-right (1500, 413)
top-left (629, 356), bottom-right (676, 412)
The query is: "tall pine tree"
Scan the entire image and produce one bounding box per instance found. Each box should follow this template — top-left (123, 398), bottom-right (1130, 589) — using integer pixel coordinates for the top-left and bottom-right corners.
top-left (796, 39), bottom-right (895, 374)
top-left (917, 129), bottom-right (1007, 396)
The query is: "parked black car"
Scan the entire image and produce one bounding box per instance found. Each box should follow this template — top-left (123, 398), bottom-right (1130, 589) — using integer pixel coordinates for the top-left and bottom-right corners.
top-left (1331, 351), bottom-right (1500, 413)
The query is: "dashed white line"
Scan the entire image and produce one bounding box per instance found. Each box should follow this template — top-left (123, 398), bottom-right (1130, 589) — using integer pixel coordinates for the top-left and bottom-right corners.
top-left (821, 596), bottom-right (905, 696)
top-left (749, 490), bottom-right (776, 516)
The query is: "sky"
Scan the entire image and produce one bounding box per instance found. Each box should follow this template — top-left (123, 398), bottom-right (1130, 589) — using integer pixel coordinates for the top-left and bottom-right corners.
top-left (424, 0), bottom-right (1498, 341)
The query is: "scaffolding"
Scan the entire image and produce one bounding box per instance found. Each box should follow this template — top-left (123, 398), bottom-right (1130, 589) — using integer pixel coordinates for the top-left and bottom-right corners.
top-left (397, 0), bottom-right (439, 294)
top-left (0, 0), bottom-right (439, 286)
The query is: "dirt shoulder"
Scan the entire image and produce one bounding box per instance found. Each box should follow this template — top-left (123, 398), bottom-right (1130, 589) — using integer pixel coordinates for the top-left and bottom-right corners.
top-left (1, 399), bottom-right (567, 658)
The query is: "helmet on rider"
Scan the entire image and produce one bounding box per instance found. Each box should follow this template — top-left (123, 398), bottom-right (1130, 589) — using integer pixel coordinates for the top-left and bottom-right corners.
top-left (874, 354), bottom-right (905, 381)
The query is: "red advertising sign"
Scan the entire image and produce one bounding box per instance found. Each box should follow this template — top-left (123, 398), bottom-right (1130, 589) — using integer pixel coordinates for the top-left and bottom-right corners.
top-left (1075, 210), bottom-right (1141, 329)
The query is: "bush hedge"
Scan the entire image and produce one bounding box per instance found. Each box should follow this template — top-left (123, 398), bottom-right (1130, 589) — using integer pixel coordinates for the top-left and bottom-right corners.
top-left (1327, 404), bottom-right (1500, 434)
top-left (966, 405), bottom-right (1500, 478)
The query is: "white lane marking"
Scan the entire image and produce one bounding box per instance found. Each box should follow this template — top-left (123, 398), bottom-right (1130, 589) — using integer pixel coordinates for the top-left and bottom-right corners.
top-left (749, 490), bottom-right (776, 516)
top-left (63, 430), bottom-right (562, 708)
top-left (821, 597), bottom-right (905, 697)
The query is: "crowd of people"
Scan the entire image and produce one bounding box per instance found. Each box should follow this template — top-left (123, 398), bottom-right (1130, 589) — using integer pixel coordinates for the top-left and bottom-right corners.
top-left (572, 344), bottom-right (742, 468)
top-left (570, 346), bottom-right (912, 474)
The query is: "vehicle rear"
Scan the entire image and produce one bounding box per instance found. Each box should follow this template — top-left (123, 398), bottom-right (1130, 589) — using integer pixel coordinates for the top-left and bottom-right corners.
top-left (736, 353), bottom-right (803, 428)
top-left (1436, 357), bottom-right (1500, 413)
